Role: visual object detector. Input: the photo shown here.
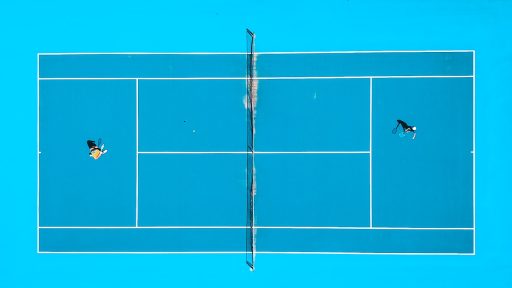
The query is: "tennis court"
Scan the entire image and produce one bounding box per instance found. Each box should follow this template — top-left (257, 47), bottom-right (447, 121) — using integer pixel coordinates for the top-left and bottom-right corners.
top-left (37, 32), bottom-right (474, 270)
top-left (5, 0), bottom-right (512, 286)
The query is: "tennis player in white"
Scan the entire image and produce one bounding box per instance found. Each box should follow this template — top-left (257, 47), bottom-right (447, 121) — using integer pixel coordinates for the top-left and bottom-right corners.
top-left (393, 119), bottom-right (417, 140)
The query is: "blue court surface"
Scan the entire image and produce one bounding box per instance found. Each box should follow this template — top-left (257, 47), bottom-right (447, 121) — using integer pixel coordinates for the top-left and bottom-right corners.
top-left (3, 0), bottom-right (512, 287)
top-left (38, 51), bottom-right (474, 258)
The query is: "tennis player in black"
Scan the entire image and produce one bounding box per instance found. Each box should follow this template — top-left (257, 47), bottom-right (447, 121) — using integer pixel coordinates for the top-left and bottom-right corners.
top-left (394, 119), bottom-right (417, 140)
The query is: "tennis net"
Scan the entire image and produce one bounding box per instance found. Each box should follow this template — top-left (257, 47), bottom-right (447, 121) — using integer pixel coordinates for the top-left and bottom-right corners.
top-left (245, 28), bottom-right (256, 271)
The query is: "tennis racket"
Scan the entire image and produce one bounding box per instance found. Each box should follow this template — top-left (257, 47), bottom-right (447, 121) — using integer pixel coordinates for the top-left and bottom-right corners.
top-left (392, 127), bottom-right (398, 134)
top-left (97, 138), bottom-right (106, 152)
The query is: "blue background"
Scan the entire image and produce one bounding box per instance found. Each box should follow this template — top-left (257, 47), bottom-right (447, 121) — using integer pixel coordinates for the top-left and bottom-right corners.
top-left (0, 0), bottom-right (510, 287)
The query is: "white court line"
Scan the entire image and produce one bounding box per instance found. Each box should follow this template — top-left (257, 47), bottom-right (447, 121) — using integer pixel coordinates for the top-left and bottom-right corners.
top-left (139, 151), bottom-right (247, 154)
top-left (256, 252), bottom-right (475, 255)
top-left (135, 79), bottom-right (139, 227)
top-left (369, 78), bottom-right (373, 228)
top-left (38, 251), bottom-right (247, 254)
top-left (138, 151), bottom-right (371, 155)
top-left (38, 77), bottom-right (246, 81)
top-left (37, 50), bottom-right (475, 56)
top-left (37, 75), bottom-right (473, 81)
top-left (257, 50), bottom-right (475, 54)
top-left (257, 76), bottom-right (473, 79)
top-left (473, 50), bottom-right (476, 254)
top-left (37, 53), bottom-right (40, 253)
top-left (38, 52), bottom-right (248, 56)
top-left (36, 251), bottom-right (475, 255)
top-left (39, 226), bottom-right (474, 230)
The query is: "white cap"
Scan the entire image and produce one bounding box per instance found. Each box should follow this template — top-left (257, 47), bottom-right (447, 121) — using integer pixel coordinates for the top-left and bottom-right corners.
top-left (412, 126), bottom-right (417, 131)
